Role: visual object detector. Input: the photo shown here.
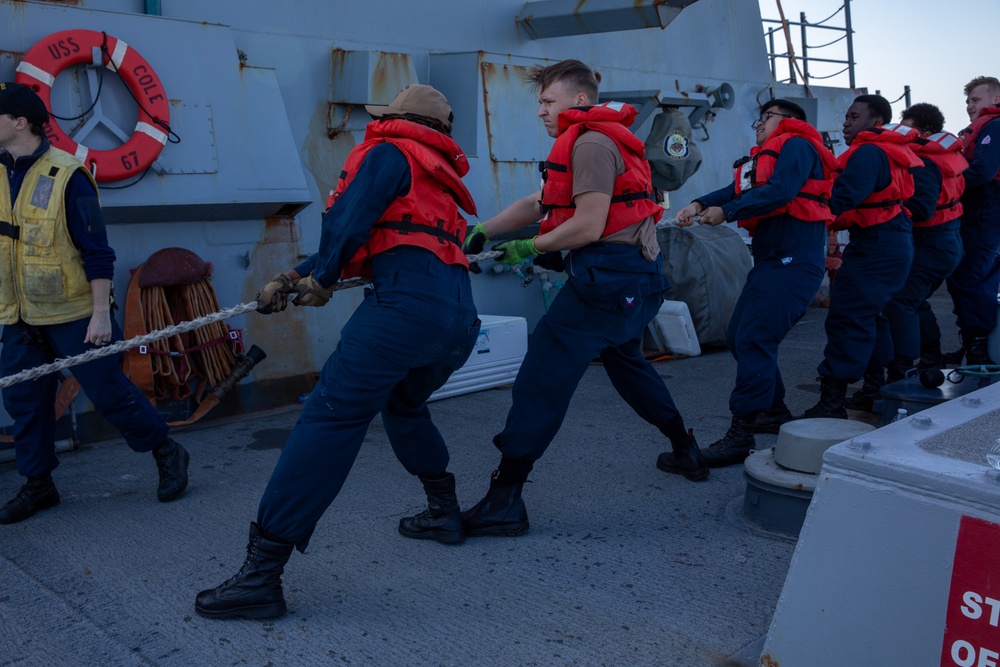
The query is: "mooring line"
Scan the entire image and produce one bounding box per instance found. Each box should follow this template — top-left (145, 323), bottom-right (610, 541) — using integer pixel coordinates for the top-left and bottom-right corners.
top-left (0, 250), bottom-right (508, 388)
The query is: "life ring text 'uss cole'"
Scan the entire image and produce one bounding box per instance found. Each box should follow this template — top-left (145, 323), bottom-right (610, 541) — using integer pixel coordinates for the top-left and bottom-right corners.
top-left (15, 29), bottom-right (171, 183)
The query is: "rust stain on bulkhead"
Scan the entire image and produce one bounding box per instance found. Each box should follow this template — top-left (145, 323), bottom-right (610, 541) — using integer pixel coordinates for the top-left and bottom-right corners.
top-left (331, 48), bottom-right (348, 80)
top-left (370, 51), bottom-right (413, 102)
top-left (242, 216), bottom-right (311, 380)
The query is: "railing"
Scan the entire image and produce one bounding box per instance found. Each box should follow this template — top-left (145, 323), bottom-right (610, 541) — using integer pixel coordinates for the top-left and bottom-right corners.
top-left (762, 0), bottom-right (856, 90)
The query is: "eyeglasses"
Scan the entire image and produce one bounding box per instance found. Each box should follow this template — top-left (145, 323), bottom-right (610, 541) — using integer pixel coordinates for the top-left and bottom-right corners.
top-left (752, 111), bottom-right (793, 129)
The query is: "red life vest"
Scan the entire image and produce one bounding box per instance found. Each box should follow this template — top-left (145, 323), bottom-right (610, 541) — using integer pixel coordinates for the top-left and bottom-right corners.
top-left (832, 123), bottom-right (922, 230)
top-left (909, 132), bottom-right (967, 228)
top-left (331, 119), bottom-right (477, 280)
top-left (538, 102), bottom-right (662, 236)
top-left (961, 105), bottom-right (1000, 182)
top-left (731, 118), bottom-right (837, 235)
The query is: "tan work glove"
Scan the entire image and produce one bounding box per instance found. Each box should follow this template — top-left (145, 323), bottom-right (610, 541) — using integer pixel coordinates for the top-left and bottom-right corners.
top-left (293, 275), bottom-right (334, 308)
top-left (255, 273), bottom-right (297, 314)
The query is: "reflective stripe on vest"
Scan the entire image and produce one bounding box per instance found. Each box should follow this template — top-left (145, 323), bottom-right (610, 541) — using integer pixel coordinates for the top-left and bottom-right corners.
top-left (0, 147), bottom-right (96, 326)
top-left (910, 131), bottom-right (968, 227)
top-left (732, 118), bottom-right (837, 234)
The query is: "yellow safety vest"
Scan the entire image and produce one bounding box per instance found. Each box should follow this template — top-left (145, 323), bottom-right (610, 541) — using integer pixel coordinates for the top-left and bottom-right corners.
top-left (0, 147), bottom-right (97, 325)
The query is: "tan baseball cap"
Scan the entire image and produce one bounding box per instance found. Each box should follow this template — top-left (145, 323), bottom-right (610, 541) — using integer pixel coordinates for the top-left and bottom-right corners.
top-left (365, 84), bottom-right (453, 132)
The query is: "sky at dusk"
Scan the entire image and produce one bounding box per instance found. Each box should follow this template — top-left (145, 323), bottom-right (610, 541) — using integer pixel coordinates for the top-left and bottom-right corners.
top-left (758, 0), bottom-right (999, 134)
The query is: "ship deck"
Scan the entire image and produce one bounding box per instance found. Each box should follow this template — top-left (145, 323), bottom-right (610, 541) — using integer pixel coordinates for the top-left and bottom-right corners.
top-left (0, 289), bottom-right (963, 667)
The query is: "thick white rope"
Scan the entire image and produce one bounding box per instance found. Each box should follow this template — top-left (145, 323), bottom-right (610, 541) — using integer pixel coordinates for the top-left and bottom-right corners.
top-left (0, 250), bottom-right (507, 389)
top-left (466, 250), bottom-right (504, 263)
top-left (0, 302), bottom-right (259, 389)
top-left (656, 216), bottom-right (701, 228)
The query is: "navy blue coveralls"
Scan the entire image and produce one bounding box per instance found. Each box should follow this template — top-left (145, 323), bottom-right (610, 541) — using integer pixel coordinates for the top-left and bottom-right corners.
top-left (696, 137), bottom-right (827, 418)
top-left (0, 139), bottom-right (169, 478)
top-left (882, 158), bottom-right (961, 370)
top-left (492, 241), bottom-right (676, 462)
top-left (947, 116), bottom-right (1000, 336)
top-left (819, 144), bottom-right (915, 382)
top-left (256, 143), bottom-right (480, 552)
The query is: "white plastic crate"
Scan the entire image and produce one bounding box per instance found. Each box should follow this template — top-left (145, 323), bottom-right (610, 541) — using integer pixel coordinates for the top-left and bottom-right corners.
top-left (429, 314), bottom-right (528, 401)
top-left (650, 300), bottom-right (701, 357)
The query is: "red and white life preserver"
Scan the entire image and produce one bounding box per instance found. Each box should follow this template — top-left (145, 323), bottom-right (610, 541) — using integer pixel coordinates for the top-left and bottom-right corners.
top-left (15, 29), bottom-right (170, 182)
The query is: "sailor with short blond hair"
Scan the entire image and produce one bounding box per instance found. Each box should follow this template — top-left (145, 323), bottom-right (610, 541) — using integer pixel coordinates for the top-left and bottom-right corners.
top-left (944, 76), bottom-right (1000, 366)
top-left (459, 59), bottom-right (704, 538)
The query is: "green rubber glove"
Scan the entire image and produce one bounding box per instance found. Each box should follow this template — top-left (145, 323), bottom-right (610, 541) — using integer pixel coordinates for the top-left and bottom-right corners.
top-left (463, 222), bottom-right (489, 274)
top-left (463, 222), bottom-right (489, 254)
top-left (494, 237), bottom-right (540, 266)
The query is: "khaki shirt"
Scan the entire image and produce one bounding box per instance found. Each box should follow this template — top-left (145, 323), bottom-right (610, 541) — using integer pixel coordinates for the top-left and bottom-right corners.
top-left (570, 132), bottom-right (659, 261)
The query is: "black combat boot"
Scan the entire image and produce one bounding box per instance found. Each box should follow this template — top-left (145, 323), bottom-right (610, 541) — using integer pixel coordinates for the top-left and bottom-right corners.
top-left (461, 467), bottom-right (530, 537)
top-left (0, 474), bottom-right (60, 524)
top-left (942, 345), bottom-right (966, 366)
top-left (398, 473), bottom-right (464, 545)
top-left (843, 369), bottom-right (885, 413)
top-left (751, 402), bottom-right (794, 435)
top-left (698, 415), bottom-right (757, 468)
top-left (798, 378), bottom-right (849, 419)
top-left (656, 429), bottom-right (709, 480)
top-left (153, 437), bottom-right (189, 502)
top-left (195, 522), bottom-right (294, 619)
top-left (886, 357), bottom-right (913, 384)
top-left (916, 340), bottom-right (943, 370)
top-left (962, 329), bottom-right (995, 366)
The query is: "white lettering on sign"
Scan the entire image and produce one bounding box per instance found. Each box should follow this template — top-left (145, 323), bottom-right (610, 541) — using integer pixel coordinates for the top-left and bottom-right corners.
top-left (942, 517), bottom-right (1000, 667)
top-left (961, 592), bottom-right (1000, 627)
top-left (951, 640), bottom-right (1000, 667)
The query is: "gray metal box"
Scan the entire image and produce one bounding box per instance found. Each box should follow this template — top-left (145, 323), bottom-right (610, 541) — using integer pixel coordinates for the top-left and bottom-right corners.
top-left (330, 49), bottom-right (419, 105)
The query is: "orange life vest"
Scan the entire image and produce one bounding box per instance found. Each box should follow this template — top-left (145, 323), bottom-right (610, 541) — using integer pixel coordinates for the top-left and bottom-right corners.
top-left (909, 132), bottom-right (967, 228)
top-left (961, 105), bottom-right (1000, 182)
top-left (832, 123), bottom-right (922, 230)
top-left (732, 118), bottom-right (837, 234)
top-left (538, 102), bottom-right (662, 235)
top-left (331, 119), bottom-right (477, 280)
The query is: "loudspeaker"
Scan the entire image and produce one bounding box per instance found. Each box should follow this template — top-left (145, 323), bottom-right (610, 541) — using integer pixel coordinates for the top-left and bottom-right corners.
top-left (706, 82), bottom-right (735, 110)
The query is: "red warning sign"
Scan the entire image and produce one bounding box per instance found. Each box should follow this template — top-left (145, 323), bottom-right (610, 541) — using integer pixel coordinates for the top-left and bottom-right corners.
top-left (942, 516), bottom-right (1000, 666)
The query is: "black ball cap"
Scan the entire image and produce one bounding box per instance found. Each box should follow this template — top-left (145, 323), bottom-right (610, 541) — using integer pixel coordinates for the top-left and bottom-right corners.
top-left (0, 82), bottom-right (48, 126)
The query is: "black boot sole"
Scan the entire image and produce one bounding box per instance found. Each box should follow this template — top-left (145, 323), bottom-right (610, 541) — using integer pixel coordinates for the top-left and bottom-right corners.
top-left (195, 600), bottom-right (287, 619)
top-left (464, 522), bottom-right (530, 537)
top-left (700, 453), bottom-right (753, 469)
top-left (655, 457), bottom-right (709, 481)
top-left (397, 523), bottom-right (465, 545)
top-left (0, 493), bottom-right (60, 525)
top-left (751, 415), bottom-right (793, 435)
top-left (796, 410), bottom-right (848, 420)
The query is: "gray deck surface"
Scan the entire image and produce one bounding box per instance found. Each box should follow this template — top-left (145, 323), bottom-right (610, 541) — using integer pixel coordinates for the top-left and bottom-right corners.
top-left (0, 289), bottom-right (962, 667)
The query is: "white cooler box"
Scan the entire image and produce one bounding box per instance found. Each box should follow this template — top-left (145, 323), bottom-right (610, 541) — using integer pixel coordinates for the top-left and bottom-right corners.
top-left (429, 314), bottom-right (527, 401)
